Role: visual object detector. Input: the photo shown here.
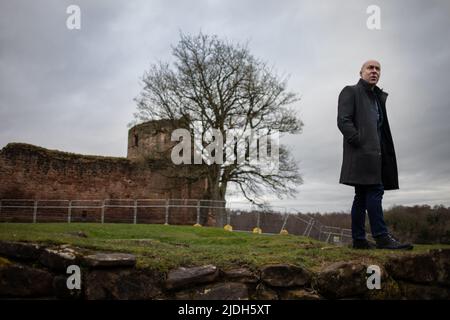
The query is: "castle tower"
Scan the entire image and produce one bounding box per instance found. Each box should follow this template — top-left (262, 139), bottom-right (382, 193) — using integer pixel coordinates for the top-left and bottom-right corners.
top-left (127, 119), bottom-right (178, 161)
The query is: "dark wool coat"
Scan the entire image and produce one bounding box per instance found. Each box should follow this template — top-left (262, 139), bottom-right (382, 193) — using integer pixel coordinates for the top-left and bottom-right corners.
top-left (337, 78), bottom-right (399, 190)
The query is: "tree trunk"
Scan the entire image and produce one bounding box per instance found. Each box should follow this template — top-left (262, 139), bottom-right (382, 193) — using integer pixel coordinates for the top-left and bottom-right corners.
top-left (205, 165), bottom-right (226, 227)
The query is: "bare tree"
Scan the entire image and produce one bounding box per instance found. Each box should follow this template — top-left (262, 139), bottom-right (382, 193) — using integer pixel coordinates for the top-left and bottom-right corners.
top-left (133, 32), bottom-right (303, 206)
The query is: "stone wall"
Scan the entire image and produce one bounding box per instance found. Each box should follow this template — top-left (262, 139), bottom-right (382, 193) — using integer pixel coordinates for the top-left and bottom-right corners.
top-left (1, 241), bottom-right (449, 300)
top-left (0, 143), bottom-right (209, 225)
top-left (0, 143), bottom-right (204, 200)
top-left (127, 119), bottom-right (187, 162)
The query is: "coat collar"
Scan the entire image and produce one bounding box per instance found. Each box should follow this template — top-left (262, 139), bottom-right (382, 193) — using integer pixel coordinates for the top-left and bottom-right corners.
top-left (357, 78), bottom-right (388, 102)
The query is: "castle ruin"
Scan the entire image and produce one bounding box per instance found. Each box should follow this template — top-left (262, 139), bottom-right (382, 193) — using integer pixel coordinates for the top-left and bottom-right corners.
top-left (0, 120), bottom-right (213, 225)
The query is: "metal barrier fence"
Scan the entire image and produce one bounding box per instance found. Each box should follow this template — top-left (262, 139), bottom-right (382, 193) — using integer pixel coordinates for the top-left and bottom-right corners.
top-left (0, 199), bottom-right (370, 245)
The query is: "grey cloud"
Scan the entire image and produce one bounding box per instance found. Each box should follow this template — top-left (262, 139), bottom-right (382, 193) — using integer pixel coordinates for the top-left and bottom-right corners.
top-left (1, 0), bottom-right (449, 211)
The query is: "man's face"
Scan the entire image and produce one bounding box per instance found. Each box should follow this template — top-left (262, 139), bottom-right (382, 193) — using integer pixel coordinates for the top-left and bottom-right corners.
top-left (360, 60), bottom-right (381, 86)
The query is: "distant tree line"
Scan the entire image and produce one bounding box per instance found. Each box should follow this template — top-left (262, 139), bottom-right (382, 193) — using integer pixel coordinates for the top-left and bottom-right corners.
top-left (229, 205), bottom-right (450, 244)
top-left (304, 205), bottom-right (450, 244)
top-left (384, 205), bottom-right (450, 244)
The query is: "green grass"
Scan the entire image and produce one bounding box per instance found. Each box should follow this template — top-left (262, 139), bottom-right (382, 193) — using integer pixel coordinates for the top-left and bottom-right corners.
top-left (0, 223), bottom-right (449, 272)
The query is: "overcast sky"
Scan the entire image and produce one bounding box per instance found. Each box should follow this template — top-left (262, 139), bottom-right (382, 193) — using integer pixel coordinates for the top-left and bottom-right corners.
top-left (1, 0), bottom-right (449, 212)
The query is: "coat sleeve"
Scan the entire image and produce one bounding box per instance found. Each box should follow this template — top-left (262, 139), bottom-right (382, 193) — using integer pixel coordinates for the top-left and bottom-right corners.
top-left (337, 86), bottom-right (360, 147)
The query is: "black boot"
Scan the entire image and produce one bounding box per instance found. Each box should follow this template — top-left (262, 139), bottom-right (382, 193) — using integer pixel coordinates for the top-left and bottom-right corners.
top-left (352, 239), bottom-right (376, 249)
top-left (375, 234), bottom-right (413, 250)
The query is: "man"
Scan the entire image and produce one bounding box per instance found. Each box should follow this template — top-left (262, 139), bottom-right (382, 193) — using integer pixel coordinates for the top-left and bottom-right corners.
top-left (337, 60), bottom-right (413, 250)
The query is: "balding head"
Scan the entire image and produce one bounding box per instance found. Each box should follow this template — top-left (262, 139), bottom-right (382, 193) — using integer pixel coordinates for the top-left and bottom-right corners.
top-left (360, 60), bottom-right (381, 87)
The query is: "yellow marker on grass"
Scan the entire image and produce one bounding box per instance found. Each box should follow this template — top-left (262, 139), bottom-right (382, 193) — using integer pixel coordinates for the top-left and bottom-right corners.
top-left (252, 227), bottom-right (262, 234)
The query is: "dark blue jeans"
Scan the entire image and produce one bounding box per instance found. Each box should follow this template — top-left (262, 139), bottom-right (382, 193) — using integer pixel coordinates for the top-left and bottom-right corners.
top-left (351, 184), bottom-right (389, 240)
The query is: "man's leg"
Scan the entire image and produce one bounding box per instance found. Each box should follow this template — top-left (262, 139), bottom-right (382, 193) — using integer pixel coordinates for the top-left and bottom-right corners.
top-left (366, 184), bottom-right (414, 250)
top-left (365, 184), bottom-right (389, 238)
top-left (351, 185), bottom-right (368, 240)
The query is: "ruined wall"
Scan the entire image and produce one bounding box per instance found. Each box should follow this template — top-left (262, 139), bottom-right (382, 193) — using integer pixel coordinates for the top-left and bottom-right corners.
top-left (127, 119), bottom-right (183, 162)
top-left (0, 143), bottom-right (205, 200)
top-left (1, 241), bottom-right (449, 300)
top-left (0, 119), bottom-right (214, 225)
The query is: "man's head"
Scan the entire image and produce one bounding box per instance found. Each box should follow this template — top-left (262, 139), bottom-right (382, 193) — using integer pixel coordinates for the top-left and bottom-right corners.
top-left (360, 60), bottom-right (381, 87)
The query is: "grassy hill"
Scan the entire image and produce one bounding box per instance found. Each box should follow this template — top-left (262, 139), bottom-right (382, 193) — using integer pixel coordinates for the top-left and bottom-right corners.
top-left (0, 223), bottom-right (448, 272)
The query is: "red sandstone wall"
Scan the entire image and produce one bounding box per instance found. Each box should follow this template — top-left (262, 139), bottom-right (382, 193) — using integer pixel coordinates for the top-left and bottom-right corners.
top-left (0, 143), bottom-right (206, 199)
top-left (0, 143), bottom-right (209, 225)
top-left (127, 120), bottom-right (177, 161)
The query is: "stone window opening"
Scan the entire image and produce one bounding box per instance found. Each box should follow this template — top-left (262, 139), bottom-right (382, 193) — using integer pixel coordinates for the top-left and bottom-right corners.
top-left (134, 134), bottom-right (139, 147)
